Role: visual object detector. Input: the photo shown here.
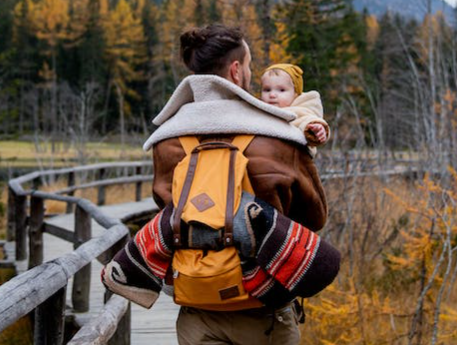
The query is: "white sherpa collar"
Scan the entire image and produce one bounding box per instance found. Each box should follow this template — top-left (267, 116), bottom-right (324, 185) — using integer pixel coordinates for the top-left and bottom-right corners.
top-left (143, 75), bottom-right (307, 151)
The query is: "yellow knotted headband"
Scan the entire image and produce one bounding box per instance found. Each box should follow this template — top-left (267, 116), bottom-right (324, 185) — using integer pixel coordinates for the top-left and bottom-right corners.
top-left (264, 63), bottom-right (303, 95)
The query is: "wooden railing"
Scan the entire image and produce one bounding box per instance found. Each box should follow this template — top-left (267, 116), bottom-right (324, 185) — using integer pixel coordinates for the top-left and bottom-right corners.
top-left (0, 161), bottom-right (155, 345)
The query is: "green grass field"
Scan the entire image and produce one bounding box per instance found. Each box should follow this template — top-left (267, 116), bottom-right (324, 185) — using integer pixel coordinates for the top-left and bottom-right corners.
top-left (0, 140), bottom-right (149, 168)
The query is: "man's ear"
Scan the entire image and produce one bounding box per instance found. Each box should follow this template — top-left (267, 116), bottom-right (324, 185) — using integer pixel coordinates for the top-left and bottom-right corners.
top-left (228, 60), bottom-right (241, 86)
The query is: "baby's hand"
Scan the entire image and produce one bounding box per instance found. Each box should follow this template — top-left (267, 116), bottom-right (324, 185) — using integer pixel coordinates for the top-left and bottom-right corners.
top-left (306, 123), bottom-right (327, 143)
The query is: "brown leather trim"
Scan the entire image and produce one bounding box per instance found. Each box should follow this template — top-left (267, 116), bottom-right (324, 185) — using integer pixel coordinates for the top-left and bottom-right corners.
top-left (195, 141), bottom-right (237, 151)
top-left (224, 149), bottom-right (236, 246)
top-left (173, 151), bottom-right (199, 246)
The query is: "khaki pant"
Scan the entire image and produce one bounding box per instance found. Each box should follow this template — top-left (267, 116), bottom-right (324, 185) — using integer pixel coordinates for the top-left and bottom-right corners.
top-left (176, 304), bottom-right (300, 345)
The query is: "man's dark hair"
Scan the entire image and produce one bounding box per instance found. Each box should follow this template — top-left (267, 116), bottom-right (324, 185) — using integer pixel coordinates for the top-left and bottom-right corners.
top-left (180, 24), bottom-right (246, 76)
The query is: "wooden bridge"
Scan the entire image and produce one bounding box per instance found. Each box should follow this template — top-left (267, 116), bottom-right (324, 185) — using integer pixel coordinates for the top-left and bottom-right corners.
top-left (0, 162), bottom-right (180, 344)
top-left (0, 156), bottom-right (421, 344)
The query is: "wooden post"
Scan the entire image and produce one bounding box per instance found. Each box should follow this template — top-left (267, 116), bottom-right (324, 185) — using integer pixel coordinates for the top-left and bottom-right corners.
top-left (72, 205), bottom-right (91, 312)
top-left (66, 171), bottom-right (75, 214)
top-left (135, 166), bottom-right (142, 202)
top-left (98, 168), bottom-right (106, 206)
top-left (29, 196), bottom-right (44, 269)
top-left (34, 286), bottom-right (67, 345)
top-left (105, 291), bottom-right (131, 345)
top-left (7, 186), bottom-right (16, 241)
top-left (32, 177), bottom-right (42, 191)
top-left (15, 194), bottom-right (27, 261)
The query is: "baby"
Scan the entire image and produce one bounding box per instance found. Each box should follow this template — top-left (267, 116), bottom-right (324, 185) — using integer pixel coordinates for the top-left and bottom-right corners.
top-left (260, 63), bottom-right (329, 156)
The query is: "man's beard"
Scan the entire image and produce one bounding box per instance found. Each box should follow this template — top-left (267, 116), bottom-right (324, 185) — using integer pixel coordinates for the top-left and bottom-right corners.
top-left (241, 73), bottom-right (250, 92)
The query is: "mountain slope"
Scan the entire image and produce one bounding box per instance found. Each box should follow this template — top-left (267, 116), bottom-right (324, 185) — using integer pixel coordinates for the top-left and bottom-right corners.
top-left (353, 0), bottom-right (455, 23)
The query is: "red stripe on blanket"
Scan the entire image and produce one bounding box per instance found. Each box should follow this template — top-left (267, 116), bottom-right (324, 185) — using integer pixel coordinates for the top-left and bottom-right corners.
top-left (270, 225), bottom-right (318, 289)
top-left (286, 232), bottom-right (319, 289)
top-left (134, 213), bottom-right (170, 278)
top-left (242, 267), bottom-right (270, 296)
top-left (268, 223), bottom-right (300, 276)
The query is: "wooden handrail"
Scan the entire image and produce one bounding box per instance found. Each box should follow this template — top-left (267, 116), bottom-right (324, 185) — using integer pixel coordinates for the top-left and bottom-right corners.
top-left (0, 223), bottom-right (128, 331)
top-left (67, 295), bottom-right (130, 345)
top-left (55, 175), bottom-right (153, 195)
top-left (10, 161), bottom-right (152, 187)
top-left (3, 161), bottom-right (154, 345)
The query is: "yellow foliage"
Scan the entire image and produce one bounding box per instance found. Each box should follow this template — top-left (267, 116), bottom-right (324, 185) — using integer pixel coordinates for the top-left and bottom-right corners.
top-left (102, 0), bottom-right (147, 102)
top-left (268, 18), bottom-right (295, 65)
top-left (38, 61), bottom-right (56, 84)
top-left (12, 0), bottom-right (35, 42)
top-left (307, 174), bottom-right (457, 345)
top-left (99, 0), bottom-right (109, 16)
top-left (440, 306), bottom-right (457, 323)
top-left (365, 15), bottom-right (379, 50)
top-left (303, 278), bottom-right (401, 345)
top-left (154, 0), bottom-right (196, 83)
top-left (29, 0), bottom-right (83, 48)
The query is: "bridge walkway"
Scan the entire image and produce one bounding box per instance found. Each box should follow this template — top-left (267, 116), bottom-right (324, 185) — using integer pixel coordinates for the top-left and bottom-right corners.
top-left (44, 198), bottom-right (180, 345)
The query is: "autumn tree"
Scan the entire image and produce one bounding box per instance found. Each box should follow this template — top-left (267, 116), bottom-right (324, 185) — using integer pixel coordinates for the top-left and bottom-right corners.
top-left (25, 0), bottom-right (87, 149)
top-left (102, 0), bottom-right (147, 146)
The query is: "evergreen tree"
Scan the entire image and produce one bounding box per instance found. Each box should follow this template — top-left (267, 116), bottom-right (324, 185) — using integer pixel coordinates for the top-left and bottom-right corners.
top-left (6, 0), bottom-right (41, 134)
top-left (11, 0), bottom-right (40, 81)
top-left (78, 0), bottom-right (107, 87)
top-left (278, 0), bottom-right (348, 113)
top-left (0, 0), bottom-right (16, 63)
top-left (207, 0), bottom-right (221, 22)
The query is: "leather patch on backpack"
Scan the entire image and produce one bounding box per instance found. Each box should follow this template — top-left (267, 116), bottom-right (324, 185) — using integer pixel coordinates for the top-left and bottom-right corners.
top-left (219, 285), bottom-right (240, 300)
top-left (191, 193), bottom-right (215, 212)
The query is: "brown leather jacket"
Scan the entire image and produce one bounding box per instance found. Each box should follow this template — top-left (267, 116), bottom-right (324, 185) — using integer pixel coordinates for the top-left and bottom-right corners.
top-left (152, 135), bottom-right (327, 232)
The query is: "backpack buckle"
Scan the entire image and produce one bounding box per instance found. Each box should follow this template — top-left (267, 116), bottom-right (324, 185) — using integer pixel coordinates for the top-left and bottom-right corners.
top-left (224, 233), bottom-right (233, 246)
top-left (173, 233), bottom-right (182, 247)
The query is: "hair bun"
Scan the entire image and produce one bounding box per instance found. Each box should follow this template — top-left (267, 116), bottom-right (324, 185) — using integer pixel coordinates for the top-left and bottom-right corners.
top-left (181, 28), bottom-right (207, 49)
top-left (180, 24), bottom-right (245, 74)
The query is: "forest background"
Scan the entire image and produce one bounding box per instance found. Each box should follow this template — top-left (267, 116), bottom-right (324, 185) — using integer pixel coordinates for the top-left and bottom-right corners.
top-left (1, 0), bottom-right (457, 344)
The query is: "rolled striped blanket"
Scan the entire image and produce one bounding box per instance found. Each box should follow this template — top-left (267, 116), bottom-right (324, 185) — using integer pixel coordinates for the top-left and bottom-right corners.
top-left (101, 193), bottom-right (340, 309)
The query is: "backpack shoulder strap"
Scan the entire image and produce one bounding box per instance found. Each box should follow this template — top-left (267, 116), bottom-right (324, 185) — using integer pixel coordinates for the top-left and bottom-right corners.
top-left (231, 135), bottom-right (255, 153)
top-left (179, 135), bottom-right (254, 154)
top-left (178, 136), bottom-right (200, 155)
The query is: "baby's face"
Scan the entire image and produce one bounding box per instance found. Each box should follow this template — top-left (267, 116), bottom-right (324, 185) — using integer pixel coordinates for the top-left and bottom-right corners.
top-left (260, 70), bottom-right (296, 108)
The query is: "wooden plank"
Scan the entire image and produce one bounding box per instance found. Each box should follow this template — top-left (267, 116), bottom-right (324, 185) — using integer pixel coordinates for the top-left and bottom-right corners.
top-left (66, 171), bottom-right (75, 214)
top-left (44, 223), bottom-right (75, 243)
top-left (29, 196), bottom-right (45, 269)
top-left (97, 168), bottom-right (106, 206)
top-left (135, 166), bottom-right (142, 202)
top-left (73, 205), bottom-right (92, 312)
top-left (14, 194), bottom-right (27, 261)
top-left (108, 296), bottom-right (131, 345)
top-left (53, 175), bottom-right (153, 196)
top-left (10, 162), bottom-right (152, 187)
top-left (67, 295), bottom-right (129, 345)
top-left (7, 186), bottom-right (16, 241)
top-left (77, 199), bottom-right (121, 230)
top-left (34, 286), bottom-right (67, 345)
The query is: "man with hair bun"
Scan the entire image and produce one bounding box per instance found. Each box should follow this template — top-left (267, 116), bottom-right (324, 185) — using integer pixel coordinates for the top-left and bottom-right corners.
top-left (143, 23), bottom-right (331, 345)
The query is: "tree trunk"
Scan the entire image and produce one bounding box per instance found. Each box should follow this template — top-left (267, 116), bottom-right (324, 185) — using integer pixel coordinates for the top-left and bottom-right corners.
top-left (114, 82), bottom-right (125, 150)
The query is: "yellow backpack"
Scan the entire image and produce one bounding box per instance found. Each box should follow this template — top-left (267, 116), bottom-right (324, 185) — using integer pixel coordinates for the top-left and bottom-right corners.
top-left (171, 135), bottom-right (263, 311)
